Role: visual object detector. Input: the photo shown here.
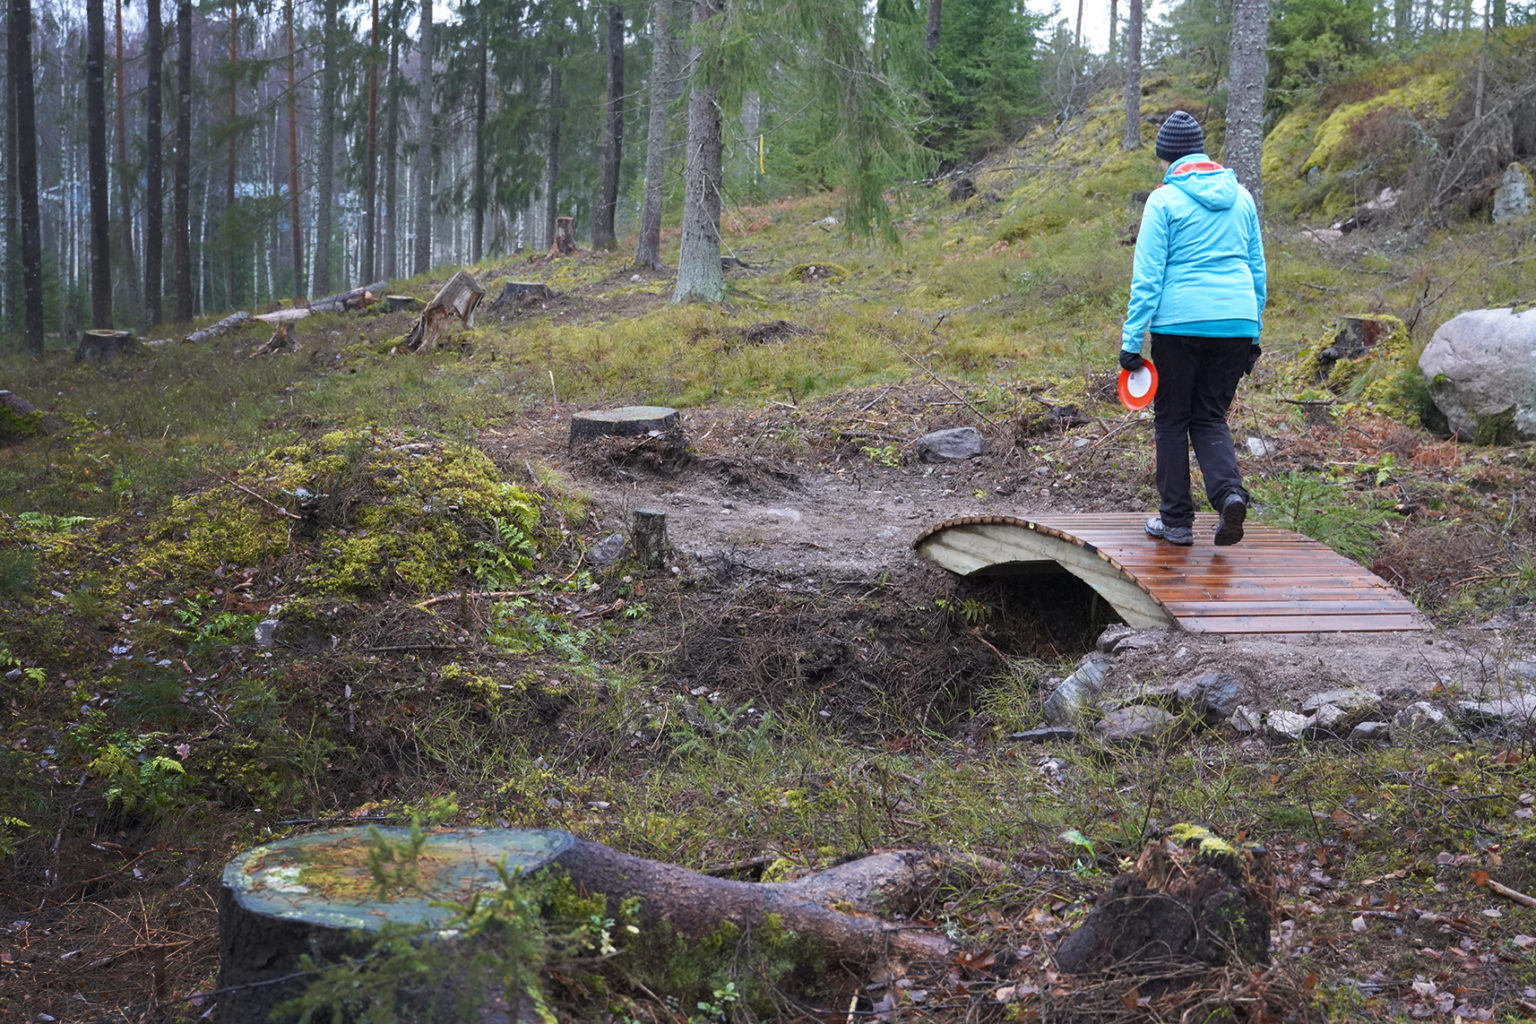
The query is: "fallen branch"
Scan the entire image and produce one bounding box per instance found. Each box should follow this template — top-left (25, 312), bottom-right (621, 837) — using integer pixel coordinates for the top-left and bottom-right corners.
top-left (221, 476), bottom-right (302, 520)
top-left (1486, 878), bottom-right (1536, 908)
top-left (412, 589), bottom-right (535, 611)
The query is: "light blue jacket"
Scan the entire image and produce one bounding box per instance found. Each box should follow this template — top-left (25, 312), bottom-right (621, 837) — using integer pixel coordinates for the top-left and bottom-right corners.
top-left (1121, 154), bottom-right (1266, 353)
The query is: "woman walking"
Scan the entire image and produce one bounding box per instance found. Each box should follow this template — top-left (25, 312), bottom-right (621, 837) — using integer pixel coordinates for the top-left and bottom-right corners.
top-left (1119, 110), bottom-right (1266, 548)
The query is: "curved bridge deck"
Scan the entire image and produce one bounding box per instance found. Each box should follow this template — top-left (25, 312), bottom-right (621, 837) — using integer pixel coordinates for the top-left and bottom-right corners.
top-left (914, 513), bottom-right (1427, 634)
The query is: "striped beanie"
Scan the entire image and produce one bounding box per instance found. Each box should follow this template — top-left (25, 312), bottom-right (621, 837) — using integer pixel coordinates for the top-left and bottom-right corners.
top-left (1155, 110), bottom-right (1204, 163)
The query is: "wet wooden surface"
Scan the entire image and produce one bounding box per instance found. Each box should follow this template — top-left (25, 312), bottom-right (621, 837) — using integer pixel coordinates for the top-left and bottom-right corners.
top-left (914, 513), bottom-right (1427, 635)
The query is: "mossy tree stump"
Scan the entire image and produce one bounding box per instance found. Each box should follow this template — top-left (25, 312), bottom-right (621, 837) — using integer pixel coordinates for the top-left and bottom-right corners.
top-left (218, 827), bottom-right (570, 1023)
top-left (76, 329), bottom-right (136, 362)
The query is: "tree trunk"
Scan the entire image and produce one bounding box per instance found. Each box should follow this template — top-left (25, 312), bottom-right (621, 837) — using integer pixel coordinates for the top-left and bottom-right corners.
top-left (113, 0), bottom-right (141, 323)
top-left (1109, 0), bottom-right (1119, 56)
top-left (593, 4), bottom-right (625, 250)
top-left (635, 0), bottom-right (681, 269)
top-left (225, 0), bottom-right (239, 311)
top-left (381, 0), bottom-right (401, 281)
top-left (313, 0), bottom-right (336, 297)
top-left (174, 0), bottom-right (192, 321)
top-left (1226, 0), bottom-right (1267, 211)
top-left (362, 0), bottom-right (379, 283)
top-left (87, 0), bottom-right (113, 327)
top-left (671, 0), bottom-right (725, 303)
top-left (144, 0), bottom-right (163, 325)
top-left (471, 24), bottom-right (487, 264)
top-left (8, 0), bottom-right (44, 353)
top-left (925, 0), bottom-right (941, 50)
top-left (1122, 0), bottom-right (1142, 150)
top-left (1075, 0), bottom-right (1083, 46)
top-left (412, 0), bottom-right (433, 276)
top-left (544, 58), bottom-right (563, 249)
top-left (217, 827), bottom-right (963, 1024)
top-left (285, 0), bottom-right (304, 301)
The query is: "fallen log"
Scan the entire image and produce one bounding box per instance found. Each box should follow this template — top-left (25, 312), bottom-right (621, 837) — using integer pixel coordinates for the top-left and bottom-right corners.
top-left (218, 827), bottom-right (967, 1023)
top-left (1, 390), bottom-right (65, 442)
top-left (309, 280), bottom-right (387, 314)
top-left (252, 307), bottom-right (312, 325)
top-left (404, 270), bottom-right (486, 353)
top-left (184, 311), bottom-right (252, 344)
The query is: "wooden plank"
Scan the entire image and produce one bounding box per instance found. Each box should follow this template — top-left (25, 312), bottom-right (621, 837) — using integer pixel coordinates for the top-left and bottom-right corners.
top-left (1181, 614), bottom-right (1429, 633)
top-left (914, 513), bottom-right (1427, 635)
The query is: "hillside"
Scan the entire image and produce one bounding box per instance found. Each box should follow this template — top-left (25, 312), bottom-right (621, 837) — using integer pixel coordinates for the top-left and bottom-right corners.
top-left (3, 42), bottom-right (1536, 1023)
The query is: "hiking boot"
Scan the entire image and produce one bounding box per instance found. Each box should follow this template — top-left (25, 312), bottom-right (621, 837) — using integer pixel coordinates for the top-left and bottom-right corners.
top-left (1145, 516), bottom-right (1193, 546)
top-left (1214, 493), bottom-right (1248, 547)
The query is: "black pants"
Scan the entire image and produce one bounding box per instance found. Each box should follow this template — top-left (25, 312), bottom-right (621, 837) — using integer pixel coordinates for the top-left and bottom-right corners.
top-left (1149, 333), bottom-right (1251, 529)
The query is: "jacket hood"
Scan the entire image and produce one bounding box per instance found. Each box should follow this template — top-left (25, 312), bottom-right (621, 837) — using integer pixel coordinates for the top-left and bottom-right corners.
top-left (1163, 154), bottom-right (1238, 211)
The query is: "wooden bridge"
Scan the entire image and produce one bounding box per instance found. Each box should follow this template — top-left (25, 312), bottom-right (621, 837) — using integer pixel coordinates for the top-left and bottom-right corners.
top-left (914, 513), bottom-right (1427, 635)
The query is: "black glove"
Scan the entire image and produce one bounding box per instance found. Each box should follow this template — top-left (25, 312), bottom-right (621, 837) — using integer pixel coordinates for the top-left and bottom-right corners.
top-left (1245, 345), bottom-right (1261, 376)
top-left (1119, 349), bottom-right (1145, 372)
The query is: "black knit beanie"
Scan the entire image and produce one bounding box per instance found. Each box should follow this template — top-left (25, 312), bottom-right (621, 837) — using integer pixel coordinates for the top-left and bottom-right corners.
top-left (1155, 110), bottom-right (1204, 163)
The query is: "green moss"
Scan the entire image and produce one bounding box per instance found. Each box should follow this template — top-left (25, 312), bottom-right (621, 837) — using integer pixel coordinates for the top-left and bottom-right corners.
top-left (0, 400), bottom-right (46, 442)
top-left (1473, 406), bottom-right (1518, 446)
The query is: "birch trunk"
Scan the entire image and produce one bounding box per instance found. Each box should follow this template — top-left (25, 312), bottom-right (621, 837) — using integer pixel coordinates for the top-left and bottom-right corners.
top-left (412, 0), bottom-right (433, 275)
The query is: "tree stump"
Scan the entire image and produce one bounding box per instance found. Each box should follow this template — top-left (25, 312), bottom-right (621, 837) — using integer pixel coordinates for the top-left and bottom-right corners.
top-left (487, 281), bottom-right (554, 311)
top-left (1, 390), bottom-right (64, 442)
top-left (76, 329), bottom-right (137, 362)
top-left (1053, 825), bottom-right (1272, 992)
top-left (251, 321), bottom-right (299, 357)
top-left (567, 406), bottom-right (683, 450)
top-left (218, 827), bottom-right (568, 1023)
top-left (184, 311), bottom-right (252, 344)
top-left (404, 271), bottom-right (486, 352)
top-left (384, 294), bottom-right (420, 312)
top-left (632, 509), bottom-right (669, 569)
top-left (547, 216), bottom-right (578, 257)
top-left (218, 826), bottom-right (967, 1022)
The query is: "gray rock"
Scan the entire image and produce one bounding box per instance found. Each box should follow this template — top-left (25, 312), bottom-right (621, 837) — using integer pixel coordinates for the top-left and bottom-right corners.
top-left (1126, 671), bottom-right (1242, 725)
top-left (588, 533), bottom-right (628, 564)
top-left (1097, 706), bottom-right (1182, 745)
top-left (1244, 436), bottom-right (1273, 458)
top-left (1457, 695), bottom-right (1536, 731)
top-left (1042, 654), bottom-right (1111, 726)
top-left (1095, 624), bottom-right (1137, 654)
top-left (1308, 703), bottom-right (1352, 737)
top-left (1419, 307), bottom-right (1536, 441)
top-left (254, 619), bottom-right (281, 646)
top-left (1263, 710), bottom-right (1310, 742)
top-left (1229, 705), bottom-right (1263, 734)
top-left (1009, 726), bottom-right (1079, 744)
top-left (915, 427), bottom-right (988, 463)
top-left (1492, 162), bottom-right (1534, 224)
top-left (1300, 687), bottom-right (1380, 717)
top-left (1394, 701), bottom-right (1462, 740)
top-left (1349, 721), bottom-right (1391, 743)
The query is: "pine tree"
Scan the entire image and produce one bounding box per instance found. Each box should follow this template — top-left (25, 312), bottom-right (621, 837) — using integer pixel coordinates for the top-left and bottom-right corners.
top-left (1123, 0), bottom-right (1142, 150)
top-left (592, 2), bottom-right (625, 251)
top-left (313, 0), bottom-right (338, 295)
top-left (635, 0), bottom-right (682, 269)
top-left (413, 0), bottom-right (434, 275)
top-left (1227, 0), bottom-right (1267, 209)
top-left (87, 0), bottom-right (113, 327)
top-left (145, 0), bottom-right (164, 324)
top-left (173, 0), bottom-right (192, 321)
top-left (8, 0), bottom-right (44, 351)
top-left (671, 0), bottom-right (724, 303)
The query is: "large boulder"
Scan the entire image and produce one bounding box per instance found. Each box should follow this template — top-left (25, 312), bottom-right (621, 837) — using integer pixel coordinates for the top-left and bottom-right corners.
top-left (1418, 307), bottom-right (1536, 442)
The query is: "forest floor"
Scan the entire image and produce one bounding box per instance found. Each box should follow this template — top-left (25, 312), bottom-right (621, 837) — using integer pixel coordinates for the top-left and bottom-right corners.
top-left (7, 87), bottom-right (1536, 1021)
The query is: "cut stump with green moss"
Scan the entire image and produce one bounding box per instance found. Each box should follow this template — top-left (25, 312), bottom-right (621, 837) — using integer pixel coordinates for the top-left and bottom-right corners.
top-left (217, 827), bottom-right (570, 1022)
top-left (218, 826), bottom-right (972, 1021)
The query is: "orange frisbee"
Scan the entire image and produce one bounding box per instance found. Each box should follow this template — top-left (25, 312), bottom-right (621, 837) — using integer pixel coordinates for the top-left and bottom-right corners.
top-left (1118, 359), bottom-right (1158, 410)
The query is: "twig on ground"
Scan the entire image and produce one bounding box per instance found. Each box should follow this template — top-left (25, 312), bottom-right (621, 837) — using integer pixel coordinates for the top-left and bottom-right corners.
top-left (412, 589), bottom-right (535, 611)
top-left (1486, 878), bottom-right (1536, 908)
top-left (222, 475), bottom-right (303, 520)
